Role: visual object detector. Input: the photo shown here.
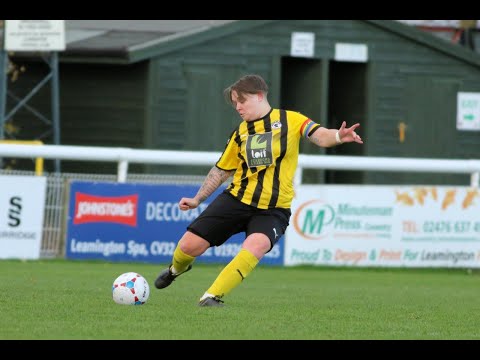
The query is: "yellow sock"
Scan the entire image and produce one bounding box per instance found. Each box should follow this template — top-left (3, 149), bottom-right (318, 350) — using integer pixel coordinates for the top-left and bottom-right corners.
top-left (171, 243), bottom-right (195, 274)
top-left (207, 249), bottom-right (259, 298)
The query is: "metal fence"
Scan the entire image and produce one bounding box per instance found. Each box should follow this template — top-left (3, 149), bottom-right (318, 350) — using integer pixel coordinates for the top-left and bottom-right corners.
top-left (0, 169), bottom-right (204, 258)
top-left (2, 144), bottom-right (480, 259)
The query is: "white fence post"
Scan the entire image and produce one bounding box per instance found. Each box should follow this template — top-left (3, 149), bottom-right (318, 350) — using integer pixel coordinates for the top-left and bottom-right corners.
top-left (471, 172), bottom-right (479, 188)
top-left (117, 160), bottom-right (129, 183)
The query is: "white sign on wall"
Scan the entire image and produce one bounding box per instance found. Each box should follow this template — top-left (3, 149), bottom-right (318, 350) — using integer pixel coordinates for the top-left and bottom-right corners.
top-left (457, 92), bottom-right (480, 131)
top-left (0, 176), bottom-right (47, 259)
top-left (290, 32), bottom-right (315, 58)
top-left (334, 43), bottom-right (368, 62)
top-left (4, 20), bottom-right (66, 51)
top-left (285, 185), bottom-right (480, 268)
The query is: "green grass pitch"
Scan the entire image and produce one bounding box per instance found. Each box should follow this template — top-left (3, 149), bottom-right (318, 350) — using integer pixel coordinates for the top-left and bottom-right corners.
top-left (1, 259), bottom-right (479, 339)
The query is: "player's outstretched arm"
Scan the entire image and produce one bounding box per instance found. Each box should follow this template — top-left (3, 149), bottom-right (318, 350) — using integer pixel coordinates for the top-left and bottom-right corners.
top-left (308, 121), bottom-right (363, 148)
top-left (179, 166), bottom-right (234, 210)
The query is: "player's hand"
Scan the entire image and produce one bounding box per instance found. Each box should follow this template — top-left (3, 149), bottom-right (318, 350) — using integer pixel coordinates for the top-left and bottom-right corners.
top-left (338, 121), bottom-right (363, 144)
top-left (179, 197), bottom-right (200, 211)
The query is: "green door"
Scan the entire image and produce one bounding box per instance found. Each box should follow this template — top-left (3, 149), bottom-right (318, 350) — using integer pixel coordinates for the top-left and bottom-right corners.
top-left (401, 76), bottom-right (462, 185)
top-left (280, 56), bottom-right (324, 183)
top-left (326, 61), bottom-right (367, 184)
top-left (184, 64), bottom-right (245, 153)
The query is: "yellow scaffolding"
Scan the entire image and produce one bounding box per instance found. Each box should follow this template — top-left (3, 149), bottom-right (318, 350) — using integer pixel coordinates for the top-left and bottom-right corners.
top-left (0, 140), bottom-right (44, 176)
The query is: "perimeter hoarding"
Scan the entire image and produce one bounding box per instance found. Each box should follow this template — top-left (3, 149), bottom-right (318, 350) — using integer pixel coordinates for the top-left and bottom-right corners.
top-left (65, 181), bottom-right (283, 265)
top-left (0, 175), bottom-right (46, 259)
top-left (285, 185), bottom-right (480, 268)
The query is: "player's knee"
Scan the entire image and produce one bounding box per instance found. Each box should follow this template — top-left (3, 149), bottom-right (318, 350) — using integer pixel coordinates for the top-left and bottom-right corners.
top-left (179, 232), bottom-right (210, 256)
top-left (242, 233), bottom-right (270, 258)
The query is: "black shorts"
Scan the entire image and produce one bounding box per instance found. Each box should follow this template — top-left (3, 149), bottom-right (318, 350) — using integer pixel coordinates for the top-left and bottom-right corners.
top-left (187, 192), bottom-right (291, 251)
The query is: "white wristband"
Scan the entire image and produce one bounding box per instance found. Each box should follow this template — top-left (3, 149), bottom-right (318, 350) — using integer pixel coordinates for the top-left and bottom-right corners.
top-left (335, 131), bottom-right (343, 144)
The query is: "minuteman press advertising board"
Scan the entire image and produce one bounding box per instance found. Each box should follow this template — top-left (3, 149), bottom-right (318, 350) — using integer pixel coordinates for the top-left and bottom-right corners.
top-left (285, 184), bottom-right (480, 268)
top-left (65, 181), bottom-right (283, 265)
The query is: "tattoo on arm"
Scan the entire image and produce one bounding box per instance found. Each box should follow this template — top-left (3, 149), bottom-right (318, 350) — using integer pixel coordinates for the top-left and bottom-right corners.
top-left (196, 167), bottom-right (233, 203)
top-left (308, 128), bottom-right (336, 148)
top-left (308, 134), bottom-right (322, 146)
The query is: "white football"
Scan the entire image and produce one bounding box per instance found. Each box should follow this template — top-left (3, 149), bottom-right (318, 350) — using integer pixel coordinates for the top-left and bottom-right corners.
top-left (112, 272), bottom-right (150, 305)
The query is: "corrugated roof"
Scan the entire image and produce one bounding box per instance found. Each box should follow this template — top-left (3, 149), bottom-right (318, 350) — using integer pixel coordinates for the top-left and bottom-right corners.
top-left (66, 30), bottom-right (172, 58)
top-left (60, 20), bottom-right (237, 63)
top-left (61, 20), bottom-right (271, 64)
top-left (66, 20), bottom-right (236, 33)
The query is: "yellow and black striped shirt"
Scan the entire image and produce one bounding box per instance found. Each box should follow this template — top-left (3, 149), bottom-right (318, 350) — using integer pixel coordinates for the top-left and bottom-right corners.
top-left (216, 108), bottom-right (320, 209)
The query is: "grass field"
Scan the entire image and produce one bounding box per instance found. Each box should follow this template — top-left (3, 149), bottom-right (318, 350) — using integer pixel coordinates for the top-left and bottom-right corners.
top-left (1, 259), bottom-right (479, 340)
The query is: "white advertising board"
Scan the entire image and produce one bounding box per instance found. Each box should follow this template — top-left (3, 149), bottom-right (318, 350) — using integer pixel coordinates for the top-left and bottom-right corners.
top-left (285, 185), bottom-right (480, 268)
top-left (0, 175), bottom-right (47, 259)
top-left (4, 20), bottom-right (65, 51)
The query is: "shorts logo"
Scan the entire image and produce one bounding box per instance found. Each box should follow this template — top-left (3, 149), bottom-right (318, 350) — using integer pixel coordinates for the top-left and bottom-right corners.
top-left (273, 228), bottom-right (279, 239)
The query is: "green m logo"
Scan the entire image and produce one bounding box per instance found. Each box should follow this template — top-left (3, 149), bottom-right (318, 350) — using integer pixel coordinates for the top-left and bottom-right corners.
top-left (293, 200), bottom-right (335, 240)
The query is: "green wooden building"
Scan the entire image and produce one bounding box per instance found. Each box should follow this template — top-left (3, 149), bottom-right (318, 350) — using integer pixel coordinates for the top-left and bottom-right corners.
top-left (7, 20), bottom-right (480, 185)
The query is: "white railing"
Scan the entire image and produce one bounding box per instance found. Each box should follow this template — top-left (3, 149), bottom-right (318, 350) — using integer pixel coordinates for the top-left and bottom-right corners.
top-left (0, 143), bottom-right (479, 187)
